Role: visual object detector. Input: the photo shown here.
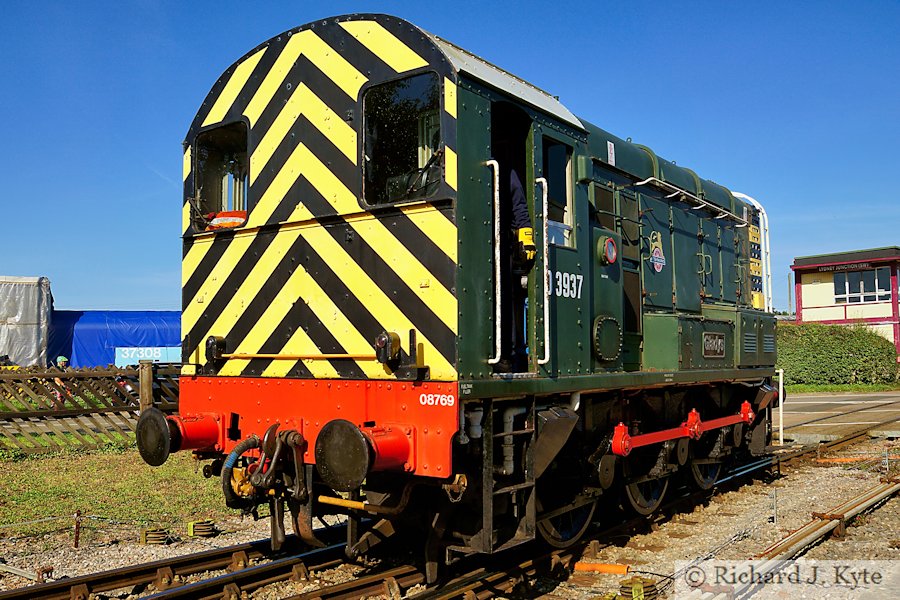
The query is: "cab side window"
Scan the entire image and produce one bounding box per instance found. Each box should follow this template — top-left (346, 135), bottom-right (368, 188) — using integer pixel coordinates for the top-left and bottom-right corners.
top-left (543, 138), bottom-right (574, 247)
top-left (364, 72), bottom-right (441, 205)
top-left (192, 122), bottom-right (249, 232)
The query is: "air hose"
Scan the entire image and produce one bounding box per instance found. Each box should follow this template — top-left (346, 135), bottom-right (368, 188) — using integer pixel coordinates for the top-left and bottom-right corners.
top-left (222, 434), bottom-right (260, 510)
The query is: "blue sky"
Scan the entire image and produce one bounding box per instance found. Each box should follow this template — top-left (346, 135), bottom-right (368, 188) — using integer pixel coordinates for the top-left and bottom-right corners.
top-left (3, 1), bottom-right (898, 311)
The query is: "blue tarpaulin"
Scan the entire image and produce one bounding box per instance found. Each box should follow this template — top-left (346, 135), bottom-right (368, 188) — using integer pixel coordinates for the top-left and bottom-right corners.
top-left (48, 311), bottom-right (180, 368)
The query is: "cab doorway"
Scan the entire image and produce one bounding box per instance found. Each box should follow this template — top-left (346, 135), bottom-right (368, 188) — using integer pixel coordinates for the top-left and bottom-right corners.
top-left (490, 102), bottom-right (533, 373)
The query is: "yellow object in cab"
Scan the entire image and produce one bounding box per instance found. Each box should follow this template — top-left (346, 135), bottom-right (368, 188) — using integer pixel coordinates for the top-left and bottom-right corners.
top-left (518, 227), bottom-right (536, 260)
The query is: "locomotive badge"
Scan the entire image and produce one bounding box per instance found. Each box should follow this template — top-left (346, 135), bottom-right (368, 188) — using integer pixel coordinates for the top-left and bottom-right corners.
top-left (649, 231), bottom-right (667, 272)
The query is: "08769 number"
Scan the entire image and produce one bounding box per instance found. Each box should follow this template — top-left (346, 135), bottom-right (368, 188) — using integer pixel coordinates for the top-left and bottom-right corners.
top-left (419, 393), bottom-right (455, 407)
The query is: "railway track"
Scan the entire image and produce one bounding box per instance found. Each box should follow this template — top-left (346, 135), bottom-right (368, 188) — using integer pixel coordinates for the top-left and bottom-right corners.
top-left (782, 398), bottom-right (900, 430)
top-left (4, 415), bottom-right (896, 600)
top-left (675, 478), bottom-right (900, 600)
top-left (0, 527), bottom-right (344, 600)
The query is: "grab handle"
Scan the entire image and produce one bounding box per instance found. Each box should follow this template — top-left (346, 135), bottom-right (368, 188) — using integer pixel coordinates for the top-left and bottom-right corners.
top-left (536, 177), bottom-right (551, 366)
top-left (486, 160), bottom-right (502, 365)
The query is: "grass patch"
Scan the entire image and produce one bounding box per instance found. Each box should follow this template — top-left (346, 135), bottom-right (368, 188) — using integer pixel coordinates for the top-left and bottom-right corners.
top-left (0, 449), bottom-right (233, 539)
top-left (786, 383), bottom-right (900, 395)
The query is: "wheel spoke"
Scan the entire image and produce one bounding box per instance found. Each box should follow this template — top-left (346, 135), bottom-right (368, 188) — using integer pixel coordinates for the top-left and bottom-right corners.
top-left (537, 497), bottom-right (596, 548)
top-left (624, 477), bottom-right (669, 515)
top-left (689, 460), bottom-right (722, 491)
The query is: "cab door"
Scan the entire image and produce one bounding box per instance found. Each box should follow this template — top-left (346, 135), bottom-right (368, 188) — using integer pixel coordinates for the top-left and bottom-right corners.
top-left (534, 131), bottom-right (587, 377)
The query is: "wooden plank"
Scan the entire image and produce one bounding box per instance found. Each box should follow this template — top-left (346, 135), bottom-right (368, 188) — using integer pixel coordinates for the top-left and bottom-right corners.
top-left (33, 377), bottom-right (78, 410)
top-left (0, 382), bottom-right (26, 412)
top-left (0, 368), bottom-right (138, 381)
top-left (9, 417), bottom-right (57, 450)
top-left (77, 377), bottom-right (121, 409)
top-left (85, 375), bottom-right (128, 404)
top-left (69, 414), bottom-right (107, 445)
top-left (139, 362), bottom-right (153, 412)
top-left (5, 380), bottom-right (43, 410)
top-left (65, 379), bottom-right (109, 410)
top-left (157, 377), bottom-right (180, 403)
top-left (86, 408), bottom-right (133, 442)
top-left (0, 422), bottom-right (31, 450)
top-left (45, 416), bottom-right (98, 449)
top-left (0, 406), bottom-right (137, 420)
top-left (11, 380), bottom-right (55, 410)
top-left (34, 418), bottom-right (77, 448)
top-left (69, 416), bottom-right (105, 446)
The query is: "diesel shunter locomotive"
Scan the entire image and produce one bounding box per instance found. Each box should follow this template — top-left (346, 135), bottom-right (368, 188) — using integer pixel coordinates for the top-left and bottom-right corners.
top-left (137, 14), bottom-right (777, 581)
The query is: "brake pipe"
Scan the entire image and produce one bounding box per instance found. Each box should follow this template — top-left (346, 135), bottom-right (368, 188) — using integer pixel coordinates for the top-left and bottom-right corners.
top-left (222, 434), bottom-right (260, 510)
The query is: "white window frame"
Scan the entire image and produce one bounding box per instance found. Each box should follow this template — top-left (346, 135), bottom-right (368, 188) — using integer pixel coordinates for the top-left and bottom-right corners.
top-left (833, 267), bottom-right (892, 304)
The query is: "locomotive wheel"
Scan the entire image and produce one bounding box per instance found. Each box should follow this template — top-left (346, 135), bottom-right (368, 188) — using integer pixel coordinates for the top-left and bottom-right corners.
top-left (537, 496), bottom-right (597, 548)
top-left (622, 445), bottom-right (669, 516)
top-left (689, 460), bottom-right (723, 491)
top-left (624, 477), bottom-right (669, 516)
top-left (535, 434), bottom-right (596, 548)
top-left (687, 432), bottom-right (724, 491)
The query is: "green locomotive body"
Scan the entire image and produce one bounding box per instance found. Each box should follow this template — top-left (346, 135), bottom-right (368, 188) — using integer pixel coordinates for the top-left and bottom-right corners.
top-left (138, 14), bottom-right (777, 580)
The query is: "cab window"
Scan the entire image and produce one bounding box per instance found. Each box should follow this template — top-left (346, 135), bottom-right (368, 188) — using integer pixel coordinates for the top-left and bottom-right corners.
top-left (364, 73), bottom-right (442, 205)
top-left (543, 137), bottom-right (574, 247)
top-left (192, 122), bottom-right (249, 231)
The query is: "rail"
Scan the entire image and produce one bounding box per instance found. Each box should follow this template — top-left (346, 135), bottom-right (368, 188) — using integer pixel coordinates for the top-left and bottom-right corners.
top-left (0, 528), bottom-right (345, 600)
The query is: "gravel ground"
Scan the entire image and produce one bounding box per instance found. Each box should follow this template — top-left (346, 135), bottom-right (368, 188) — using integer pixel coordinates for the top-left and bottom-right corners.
top-left (1, 438), bottom-right (896, 598)
top-left (0, 513), bottom-right (274, 592)
top-left (542, 436), bottom-right (900, 599)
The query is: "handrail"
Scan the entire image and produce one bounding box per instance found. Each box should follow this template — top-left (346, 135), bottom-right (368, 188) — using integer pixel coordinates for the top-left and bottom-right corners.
top-left (486, 160), bottom-right (502, 365)
top-left (634, 176), bottom-right (748, 226)
top-left (536, 177), bottom-right (551, 366)
top-left (733, 192), bottom-right (773, 312)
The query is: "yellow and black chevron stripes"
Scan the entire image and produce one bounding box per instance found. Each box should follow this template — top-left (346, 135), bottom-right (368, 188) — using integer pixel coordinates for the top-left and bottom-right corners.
top-left (338, 20), bottom-right (428, 72)
top-left (443, 78), bottom-right (457, 119)
top-left (249, 142), bottom-right (359, 228)
top-left (244, 30), bottom-right (366, 127)
top-left (182, 16), bottom-right (460, 380)
top-left (202, 47), bottom-right (267, 128)
top-left (442, 77), bottom-right (458, 190)
top-left (182, 146), bottom-right (192, 236)
top-left (183, 218), bottom-right (457, 380)
top-left (187, 17), bottom-right (454, 231)
top-left (250, 82), bottom-right (357, 185)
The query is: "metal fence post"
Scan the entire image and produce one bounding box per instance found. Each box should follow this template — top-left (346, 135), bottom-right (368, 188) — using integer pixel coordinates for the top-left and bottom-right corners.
top-left (776, 368), bottom-right (785, 446)
top-left (138, 360), bottom-right (154, 413)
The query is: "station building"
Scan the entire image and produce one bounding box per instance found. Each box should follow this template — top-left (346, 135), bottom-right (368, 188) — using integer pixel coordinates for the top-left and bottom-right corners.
top-left (791, 247), bottom-right (900, 359)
